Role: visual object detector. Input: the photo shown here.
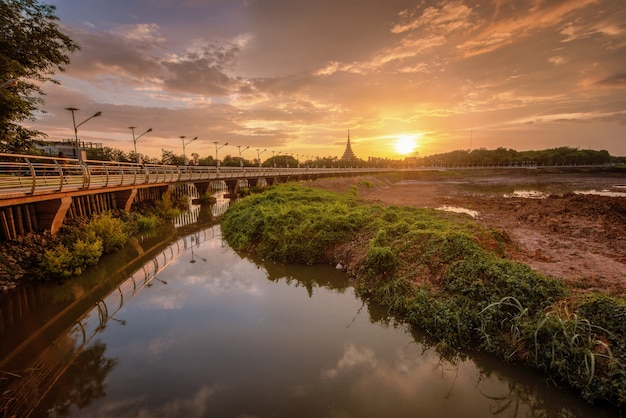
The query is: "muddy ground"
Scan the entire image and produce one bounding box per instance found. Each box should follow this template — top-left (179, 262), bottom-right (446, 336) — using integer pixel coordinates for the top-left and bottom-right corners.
top-left (305, 167), bottom-right (626, 296)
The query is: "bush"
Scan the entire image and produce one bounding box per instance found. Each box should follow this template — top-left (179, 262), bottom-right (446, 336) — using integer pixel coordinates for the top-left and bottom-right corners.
top-left (86, 212), bottom-right (129, 254)
top-left (363, 246), bottom-right (397, 278)
top-left (222, 185), bottom-right (367, 264)
top-left (134, 214), bottom-right (160, 231)
top-left (40, 233), bottom-right (103, 281)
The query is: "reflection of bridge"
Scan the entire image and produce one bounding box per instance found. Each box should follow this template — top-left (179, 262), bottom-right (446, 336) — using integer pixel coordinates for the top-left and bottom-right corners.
top-left (0, 224), bottom-right (221, 417)
top-left (0, 153), bottom-right (384, 239)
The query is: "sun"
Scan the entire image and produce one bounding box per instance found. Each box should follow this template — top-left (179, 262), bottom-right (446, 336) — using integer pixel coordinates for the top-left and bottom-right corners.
top-left (395, 134), bottom-right (418, 155)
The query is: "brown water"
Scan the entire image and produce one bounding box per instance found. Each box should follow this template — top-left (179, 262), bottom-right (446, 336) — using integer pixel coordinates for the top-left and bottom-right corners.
top-left (0, 220), bottom-right (621, 417)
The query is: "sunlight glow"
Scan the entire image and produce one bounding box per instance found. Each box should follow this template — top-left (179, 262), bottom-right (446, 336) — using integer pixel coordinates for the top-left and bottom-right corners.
top-left (395, 134), bottom-right (419, 155)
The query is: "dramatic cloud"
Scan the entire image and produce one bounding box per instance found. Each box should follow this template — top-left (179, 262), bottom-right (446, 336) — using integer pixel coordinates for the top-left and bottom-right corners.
top-left (28, 0), bottom-right (626, 159)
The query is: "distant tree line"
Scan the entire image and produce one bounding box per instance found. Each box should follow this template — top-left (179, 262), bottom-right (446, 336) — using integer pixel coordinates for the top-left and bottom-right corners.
top-left (84, 147), bottom-right (372, 168)
top-left (410, 147), bottom-right (624, 168)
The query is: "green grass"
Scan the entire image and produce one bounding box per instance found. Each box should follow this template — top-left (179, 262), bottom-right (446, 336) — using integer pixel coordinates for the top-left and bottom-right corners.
top-left (221, 183), bottom-right (626, 407)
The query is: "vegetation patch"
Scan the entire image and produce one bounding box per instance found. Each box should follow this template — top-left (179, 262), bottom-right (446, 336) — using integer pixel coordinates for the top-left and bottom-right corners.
top-left (0, 193), bottom-right (188, 285)
top-left (221, 183), bottom-right (626, 408)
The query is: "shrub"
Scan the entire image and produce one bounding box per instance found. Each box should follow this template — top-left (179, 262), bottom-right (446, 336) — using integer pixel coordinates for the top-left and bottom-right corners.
top-left (40, 233), bottom-right (103, 281)
top-left (86, 212), bottom-right (129, 254)
top-left (136, 214), bottom-right (160, 230)
top-left (363, 246), bottom-right (397, 278)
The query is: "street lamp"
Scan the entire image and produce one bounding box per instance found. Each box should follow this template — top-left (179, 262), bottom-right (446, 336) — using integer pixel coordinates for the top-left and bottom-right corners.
top-left (257, 148), bottom-right (266, 167)
top-left (65, 107), bottom-right (102, 161)
top-left (129, 127), bottom-right (152, 163)
top-left (180, 135), bottom-right (198, 165)
top-left (237, 145), bottom-right (249, 169)
top-left (213, 141), bottom-right (229, 167)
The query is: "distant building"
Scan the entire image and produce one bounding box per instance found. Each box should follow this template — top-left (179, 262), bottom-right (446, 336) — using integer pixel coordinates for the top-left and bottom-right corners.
top-left (34, 139), bottom-right (103, 159)
top-left (340, 130), bottom-right (357, 161)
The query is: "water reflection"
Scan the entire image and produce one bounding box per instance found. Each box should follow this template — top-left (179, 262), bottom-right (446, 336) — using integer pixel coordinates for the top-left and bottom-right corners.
top-left (436, 205), bottom-right (480, 218)
top-left (504, 190), bottom-right (548, 199)
top-left (0, 224), bottom-right (220, 417)
top-left (1, 218), bottom-right (622, 417)
top-left (576, 189), bottom-right (626, 198)
top-left (504, 188), bottom-right (626, 199)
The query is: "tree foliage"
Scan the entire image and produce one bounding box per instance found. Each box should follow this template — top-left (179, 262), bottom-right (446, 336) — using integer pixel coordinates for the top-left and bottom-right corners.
top-left (0, 0), bottom-right (79, 153)
top-left (419, 146), bottom-right (616, 167)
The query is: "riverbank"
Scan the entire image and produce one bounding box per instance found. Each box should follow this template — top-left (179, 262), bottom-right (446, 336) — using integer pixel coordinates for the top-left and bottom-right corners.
top-left (220, 172), bottom-right (626, 409)
top-left (305, 168), bottom-right (626, 296)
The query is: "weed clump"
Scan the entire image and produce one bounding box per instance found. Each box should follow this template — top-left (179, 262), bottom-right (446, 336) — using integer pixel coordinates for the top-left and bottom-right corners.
top-left (222, 185), bottom-right (368, 264)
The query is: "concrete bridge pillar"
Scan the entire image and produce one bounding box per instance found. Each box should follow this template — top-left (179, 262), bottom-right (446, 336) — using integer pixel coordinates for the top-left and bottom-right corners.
top-left (115, 189), bottom-right (137, 212)
top-left (224, 179), bottom-right (239, 198)
top-left (194, 181), bottom-right (211, 196)
top-left (34, 197), bottom-right (73, 235)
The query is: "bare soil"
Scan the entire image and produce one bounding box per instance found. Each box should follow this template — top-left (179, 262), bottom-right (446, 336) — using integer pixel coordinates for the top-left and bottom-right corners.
top-left (305, 168), bottom-right (626, 296)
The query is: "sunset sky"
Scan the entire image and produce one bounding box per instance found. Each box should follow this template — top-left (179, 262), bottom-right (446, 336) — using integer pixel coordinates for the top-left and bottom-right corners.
top-left (28, 0), bottom-right (626, 161)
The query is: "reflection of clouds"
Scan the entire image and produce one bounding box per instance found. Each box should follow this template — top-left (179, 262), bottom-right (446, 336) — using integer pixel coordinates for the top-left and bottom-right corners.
top-left (98, 384), bottom-right (223, 418)
top-left (181, 248), bottom-right (267, 297)
top-left (150, 292), bottom-right (185, 310)
top-left (321, 343), bottom-right (468, 400)
top-left (187, 274), bottom-right (264, 296)
top-left (135, 384), bottom-right (222, 418)
top-left (183, 260), bottom-right (265, 296)
top-left (322, 344), bottom-right (377, 379)
top-left (146, 335), bottom-right (175, 358)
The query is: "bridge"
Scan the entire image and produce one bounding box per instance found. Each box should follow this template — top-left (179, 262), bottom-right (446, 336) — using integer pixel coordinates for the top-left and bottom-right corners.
top-left (0, 153), bottom-right (383, 240)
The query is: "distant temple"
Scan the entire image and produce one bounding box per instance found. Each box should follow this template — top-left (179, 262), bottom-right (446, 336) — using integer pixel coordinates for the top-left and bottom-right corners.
top-left (340, 130), bottom-right (357, 161)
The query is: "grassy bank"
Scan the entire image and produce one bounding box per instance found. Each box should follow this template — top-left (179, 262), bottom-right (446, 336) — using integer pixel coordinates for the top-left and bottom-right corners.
top-left (221, 183), bottom-right (626, 408)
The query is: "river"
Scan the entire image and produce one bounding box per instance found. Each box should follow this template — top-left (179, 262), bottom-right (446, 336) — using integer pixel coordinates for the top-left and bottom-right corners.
top-left (0, 199), bottom-right (621, 417)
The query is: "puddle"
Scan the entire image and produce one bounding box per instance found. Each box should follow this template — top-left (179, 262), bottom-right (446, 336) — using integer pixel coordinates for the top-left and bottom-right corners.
top-left (504, 190), bottom-right (548, 199)
top-left (504, 188), bottom-right (626, 199)
top-left (437, 206), bottom-right (479, 218)
top-left (575, 189), bottom-right (626, 198)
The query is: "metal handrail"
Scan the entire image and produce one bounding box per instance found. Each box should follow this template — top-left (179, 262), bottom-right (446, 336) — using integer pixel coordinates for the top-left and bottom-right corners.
top-left (0, 153), bottom-right (382, 199)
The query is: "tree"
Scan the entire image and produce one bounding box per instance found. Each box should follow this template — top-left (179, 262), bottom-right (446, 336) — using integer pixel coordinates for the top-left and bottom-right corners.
top-left (86, 146), bottom-right (129, 162)
top-left (0, 0), bottom-right (79, 153)
top-left (161, 149), bottom-right (183, 166)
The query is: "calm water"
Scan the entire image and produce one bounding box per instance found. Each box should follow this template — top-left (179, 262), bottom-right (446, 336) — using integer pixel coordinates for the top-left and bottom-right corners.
top-left (0, 221), bottom-right (621, 417)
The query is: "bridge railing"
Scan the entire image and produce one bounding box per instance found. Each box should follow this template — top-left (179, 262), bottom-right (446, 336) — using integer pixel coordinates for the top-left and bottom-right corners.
top-left (0, 153), bottom-right (380, 199)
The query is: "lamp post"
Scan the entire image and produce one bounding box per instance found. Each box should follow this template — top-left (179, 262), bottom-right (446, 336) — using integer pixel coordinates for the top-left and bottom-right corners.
top-left (65, 107), bottom-right (102, 161)
top-left (213, 141), bottom-right (229, 168)
top-left (237, 145), bottom-right (249, 169)
top-left (272, 150), bottom-right (276, 167)
top-left (257, 148), bottom-right (266, 168)
top-left (180, 135), bottom-right (198, 165)
top-left (129, 127), bottom-right (152, 163)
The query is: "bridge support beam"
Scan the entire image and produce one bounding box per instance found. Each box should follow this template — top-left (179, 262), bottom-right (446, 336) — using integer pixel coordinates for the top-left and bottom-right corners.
top-left (115, 189), bottom-right (137, 212)
top-left (193, 181), bottom-right (211, 197)
top-left (224, 179), bottom-right (239, 198)
top-left (34, 197), bottom-right (72, 235)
